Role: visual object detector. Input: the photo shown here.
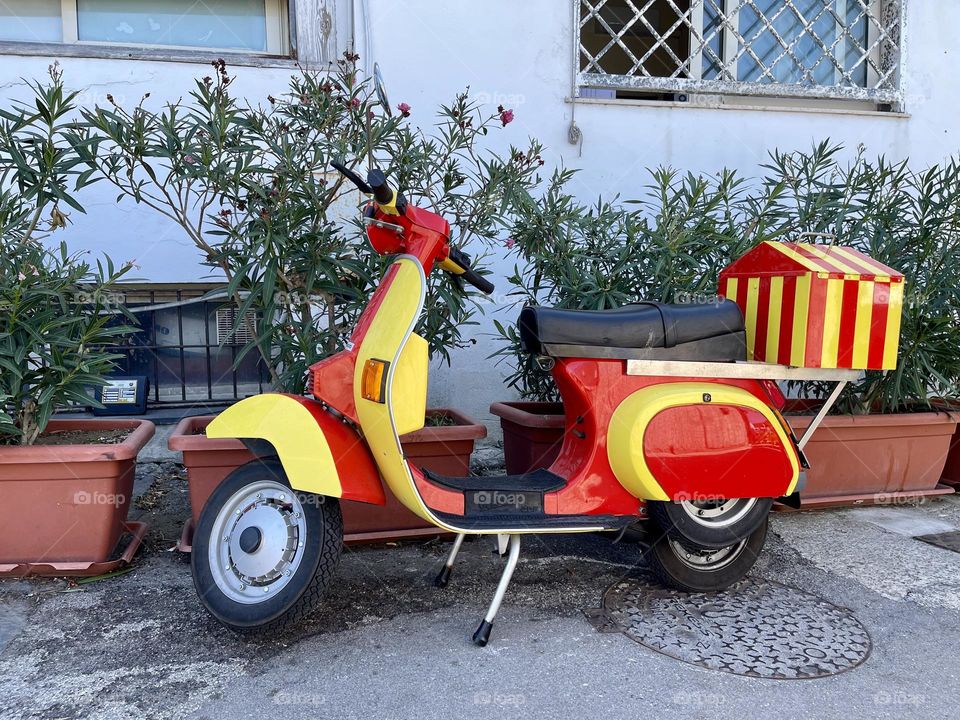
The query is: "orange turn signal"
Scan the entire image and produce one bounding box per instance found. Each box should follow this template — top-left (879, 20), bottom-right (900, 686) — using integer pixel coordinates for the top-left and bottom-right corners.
top-left (361, 358), bottom-right (389, 403)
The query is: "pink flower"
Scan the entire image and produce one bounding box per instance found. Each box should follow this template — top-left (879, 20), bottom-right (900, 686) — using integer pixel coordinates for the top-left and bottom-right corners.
top-left (184, 155), bottom-right (197, 165)
top-left (500, 109), bottom-right (514, 126)
top-left (351, 97), bottom-right (361, 108)
top-left (397, 102), bottom-right (411, 117)
top-left (505, 237), bottom-right (516, 249)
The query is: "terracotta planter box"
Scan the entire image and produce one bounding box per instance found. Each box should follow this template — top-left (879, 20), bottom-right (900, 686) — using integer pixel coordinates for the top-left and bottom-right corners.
top-left (489, 401), bottom-right (565, 475)
top-left (786, 404), bottom-right (956, 508)
top-left (942, 429), bottom-right (960, 488)
top-left (169, 408), bottom-right (486, 546)
top-left (0, 419), bottom-right (155, 576)
top-left (933, 402), bottom-right (960, 488)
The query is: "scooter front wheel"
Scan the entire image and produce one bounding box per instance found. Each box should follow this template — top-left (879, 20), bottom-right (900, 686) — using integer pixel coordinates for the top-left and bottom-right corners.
top-left (645, 517), bottom-right (767, 593)
top-left (191, 459), bottom-right (343, 634)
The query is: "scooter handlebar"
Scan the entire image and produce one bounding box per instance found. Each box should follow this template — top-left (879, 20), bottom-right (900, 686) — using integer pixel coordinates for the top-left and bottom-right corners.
top-left (367, 169), bottom-right (407, 215)
top-left (330, 161), bottom-right (407, 215)
top-left (445, 247), bottom-right (495, 295)
top-left (330, 160), bottom-right (372, 194)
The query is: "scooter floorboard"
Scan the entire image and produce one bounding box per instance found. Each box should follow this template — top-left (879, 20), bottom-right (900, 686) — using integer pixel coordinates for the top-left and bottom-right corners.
top-left (431, 511), bottom-right (634, 532)
top-left (422, 468), bottom-right (566, 493)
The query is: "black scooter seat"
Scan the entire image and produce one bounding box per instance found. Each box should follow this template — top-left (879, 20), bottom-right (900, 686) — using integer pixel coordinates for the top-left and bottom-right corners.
top-left (518, 300), bottom-right (744, 355)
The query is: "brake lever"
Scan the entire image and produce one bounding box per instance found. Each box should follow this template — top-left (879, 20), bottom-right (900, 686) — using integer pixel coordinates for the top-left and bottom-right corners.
top-left (331, 160), bottom-right (373, 194)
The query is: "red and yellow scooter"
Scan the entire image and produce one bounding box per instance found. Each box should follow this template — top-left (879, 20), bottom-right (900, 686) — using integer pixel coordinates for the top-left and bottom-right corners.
top-left (190, 164), bottom-right (876, 645)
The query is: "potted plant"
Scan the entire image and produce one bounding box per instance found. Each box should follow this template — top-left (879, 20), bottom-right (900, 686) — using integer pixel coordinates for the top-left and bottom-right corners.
top-left (492, 165), bottom-right (752, 472)
top-left (169, 409), bottom-right (485, 548)
top-left (0, 66), bottom-right (154, 576)
top-left (770, 147), bottom-right (960, 505)
top-left (76, 57), bottom-right (537, 542)
top-left (495, 144), bottom-right (959, 504)
top-left (935, 399), bottom-right (960, 488)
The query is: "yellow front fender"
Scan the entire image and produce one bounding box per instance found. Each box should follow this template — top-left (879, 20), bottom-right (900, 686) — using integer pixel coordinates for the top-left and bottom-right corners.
top-left (206, 393), bottom-right (385, 504)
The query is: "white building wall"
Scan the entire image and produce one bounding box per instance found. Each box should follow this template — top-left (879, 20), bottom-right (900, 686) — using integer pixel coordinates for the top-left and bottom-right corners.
top-left (0, 0), bottom-right (956, 432)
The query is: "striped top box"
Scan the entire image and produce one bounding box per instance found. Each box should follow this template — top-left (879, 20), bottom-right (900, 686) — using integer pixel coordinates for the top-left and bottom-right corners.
top-left (718, 241), bottom-right (905, 370)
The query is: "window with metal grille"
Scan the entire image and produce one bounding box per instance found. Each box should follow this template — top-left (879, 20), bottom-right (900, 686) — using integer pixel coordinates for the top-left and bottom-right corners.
top-left (101, 285), bottom-right (269, 406)
top-left (215, 306), bottom-right (257, 347)
top-left (576, 0), bottom-right (904, 104)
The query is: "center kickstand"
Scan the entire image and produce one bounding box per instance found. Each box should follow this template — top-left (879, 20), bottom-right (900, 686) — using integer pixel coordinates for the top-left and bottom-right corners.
top-left (473, 534), bottom-right (521, 647)
top-left (434, 533), bottom-right (466, 588)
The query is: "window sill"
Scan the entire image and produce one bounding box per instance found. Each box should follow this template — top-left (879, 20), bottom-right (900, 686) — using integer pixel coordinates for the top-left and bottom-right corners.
top-left (567, 95), bottom-right (910, 119)
top-left (0, 41), bottom-right (299, 69)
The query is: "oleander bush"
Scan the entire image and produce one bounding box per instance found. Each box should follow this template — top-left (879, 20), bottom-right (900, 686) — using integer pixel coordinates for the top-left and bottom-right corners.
top-left (76, 53), bottom-right (544, 393)
top-left (497, 142), bottom-right (960, 414)
top-left (0, 65), bottom-right (134, 445)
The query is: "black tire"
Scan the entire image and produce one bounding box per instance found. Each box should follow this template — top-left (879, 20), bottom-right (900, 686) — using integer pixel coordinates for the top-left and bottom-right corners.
top-left (191, 459), bottom-right (342, 634)
top-left (647, 496), bottom-right (773, 549)
top-left (645, 517), bottom-right (767, 593)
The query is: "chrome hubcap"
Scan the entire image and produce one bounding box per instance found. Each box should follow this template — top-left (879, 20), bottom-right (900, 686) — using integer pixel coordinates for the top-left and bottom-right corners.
top-left (670, 538), bottom-right (747, 571)
top-left (208, 480), bottom-right (307, 604)
top-left (680, 497), bottom-right (757, 529)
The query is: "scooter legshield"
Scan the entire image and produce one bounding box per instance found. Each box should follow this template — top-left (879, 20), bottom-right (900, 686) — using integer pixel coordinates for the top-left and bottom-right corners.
top-left (607, 382), bottom-right (800, 501)
top-left (205, 393), bottom-right (385, 504)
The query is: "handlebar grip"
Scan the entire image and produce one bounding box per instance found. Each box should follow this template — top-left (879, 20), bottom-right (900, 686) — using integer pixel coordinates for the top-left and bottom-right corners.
top-left (448, 247), bottom-right (495, 295)
top-left (331, 160), bottom-right (373, 194)
top-left (367, 168), bottom-right (408, 215)
top-left (367, 169), bottom-right (394, 205)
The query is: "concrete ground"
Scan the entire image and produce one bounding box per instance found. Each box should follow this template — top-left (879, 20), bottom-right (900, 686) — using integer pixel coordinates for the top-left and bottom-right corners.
top-left (1, 462), bottom-right (959, 720)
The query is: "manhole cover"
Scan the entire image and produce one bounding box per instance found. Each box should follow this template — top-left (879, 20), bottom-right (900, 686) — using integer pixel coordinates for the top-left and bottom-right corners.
top-left (593, 576), bottom-right (871, 679)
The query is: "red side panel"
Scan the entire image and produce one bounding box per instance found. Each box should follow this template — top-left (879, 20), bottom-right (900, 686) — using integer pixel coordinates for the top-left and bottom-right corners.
top-left (293, 396), bottom-right (386, 505)
top-left (642, 404), bottom-right (795, 500)
top-left (412, 465), bottom-right (465, 515)
top-left (310, 352), bottom-right (358, 421)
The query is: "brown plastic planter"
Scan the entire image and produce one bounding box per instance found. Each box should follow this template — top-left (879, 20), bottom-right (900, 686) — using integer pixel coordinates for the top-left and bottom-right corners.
top-left (0, 419), bottom-right (155, 576)
top-left (489, 401), bottom-right (565, 475)
top-left (933, 402), bottom-right (960, 488)
top-left (169, 408), bottom-right (486, 547)
top-left (784, 404), bottom-right (956, 508)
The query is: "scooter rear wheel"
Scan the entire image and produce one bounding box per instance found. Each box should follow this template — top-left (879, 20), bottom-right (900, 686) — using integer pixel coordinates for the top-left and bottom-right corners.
top-left (648, 496), bottom-right (773, 549)
top-left (645, 517), bottom-right (767, 593)
top-left (191, 459), bottom-right (343, 634)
